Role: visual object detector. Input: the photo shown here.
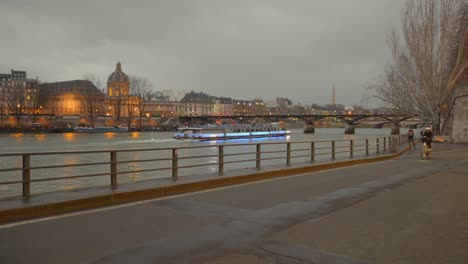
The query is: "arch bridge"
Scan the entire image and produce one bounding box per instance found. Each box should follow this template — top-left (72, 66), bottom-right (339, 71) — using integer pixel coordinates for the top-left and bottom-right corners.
top-left (175, 114), bottom-right (423, 135)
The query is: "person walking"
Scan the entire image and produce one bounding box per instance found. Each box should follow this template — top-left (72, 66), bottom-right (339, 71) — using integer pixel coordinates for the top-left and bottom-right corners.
top-left (408, 128), bottom-right (416, 150)
top-left (421, 127), bottom-right (434, 159)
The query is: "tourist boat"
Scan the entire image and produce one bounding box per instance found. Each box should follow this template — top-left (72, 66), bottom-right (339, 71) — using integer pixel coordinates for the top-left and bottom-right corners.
top-left (173, 123), bottom-right (290, 141)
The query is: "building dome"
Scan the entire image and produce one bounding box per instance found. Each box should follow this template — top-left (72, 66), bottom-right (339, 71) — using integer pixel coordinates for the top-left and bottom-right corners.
top-left (107, 62), bottom-right (129, 83)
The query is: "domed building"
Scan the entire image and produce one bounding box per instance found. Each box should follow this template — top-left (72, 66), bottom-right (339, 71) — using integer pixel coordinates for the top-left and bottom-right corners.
top-left (107, 62), bottom-right (129, 97)
top-left (106, 62), bottom-right (134, 123)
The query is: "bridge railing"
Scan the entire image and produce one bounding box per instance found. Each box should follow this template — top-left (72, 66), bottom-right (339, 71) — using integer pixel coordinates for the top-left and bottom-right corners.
top-left (0, 136), bottom-right (405, 200)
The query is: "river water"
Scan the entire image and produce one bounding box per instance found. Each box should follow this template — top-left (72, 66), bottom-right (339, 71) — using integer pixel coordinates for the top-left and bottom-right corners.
top-left (0, 128), bottom-right (403, 198)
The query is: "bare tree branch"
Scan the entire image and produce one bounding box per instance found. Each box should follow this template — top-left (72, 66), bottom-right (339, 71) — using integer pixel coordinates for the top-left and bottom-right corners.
top-left (368, 0), bottom-right (468, 134)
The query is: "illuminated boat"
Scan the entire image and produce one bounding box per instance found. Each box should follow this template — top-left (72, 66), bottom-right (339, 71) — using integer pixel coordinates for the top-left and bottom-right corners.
top-left (173, 123), bottom-right (290, 141)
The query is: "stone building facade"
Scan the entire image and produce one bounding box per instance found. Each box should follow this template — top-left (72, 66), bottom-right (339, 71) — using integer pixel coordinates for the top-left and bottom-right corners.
top-left (213, 97), bottom-right (234, 116)
top-left (0, 70), bottom-right (39, 127)
top-left (176, 91), bottom-right (214, 116)
top-left (39, 80), bottom-right (106, 125)
top-left (0, 70), bottom-right (39, 115)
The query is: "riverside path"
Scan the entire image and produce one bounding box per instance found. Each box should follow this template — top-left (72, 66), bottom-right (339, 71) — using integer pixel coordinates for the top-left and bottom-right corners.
top-left (1, 143), bottom-right (468, 264)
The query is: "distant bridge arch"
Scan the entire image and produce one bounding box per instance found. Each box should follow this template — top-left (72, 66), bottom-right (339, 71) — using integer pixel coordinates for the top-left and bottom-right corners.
top-left (174, 114), bottom-right (422, 135)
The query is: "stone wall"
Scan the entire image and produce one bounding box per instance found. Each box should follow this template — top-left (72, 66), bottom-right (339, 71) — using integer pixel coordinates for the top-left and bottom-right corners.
top-left (451, 86), bottom-right (468, 143)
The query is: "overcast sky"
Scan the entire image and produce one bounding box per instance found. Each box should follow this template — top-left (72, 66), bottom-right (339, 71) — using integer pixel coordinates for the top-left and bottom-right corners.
top-left (1, 0), bottom-right (404, 106)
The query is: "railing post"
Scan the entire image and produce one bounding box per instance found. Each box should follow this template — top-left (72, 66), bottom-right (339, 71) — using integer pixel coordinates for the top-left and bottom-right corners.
top-left (110, 151), bottom-right (117, 189)
top-left (256, 144), bottom-right (261, 169)
top-left (350, 140), bottom-right (354, 158)
top-left (286, 142), bottom-right (291, 166)
top-left (383, 137), bottom-right (386, 152)
top-left (311, 142), bottom-right (315, 162)
top-left (22, 154), bottom-right (31, 199)
top-left (172, 148), bottom-right (178, 181)
top-left (218, 145), bottom-right (224, 175)
top-left (376, 138), bottom-right (380, 153)
top-left (332, 141), bottom-right (336, 159)
top-left (366, 139), bottom-right (369, 156)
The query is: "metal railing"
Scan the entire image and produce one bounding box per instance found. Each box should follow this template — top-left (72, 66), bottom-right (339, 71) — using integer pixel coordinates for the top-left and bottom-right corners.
top-left (0, 136), bottom-right (405, 199)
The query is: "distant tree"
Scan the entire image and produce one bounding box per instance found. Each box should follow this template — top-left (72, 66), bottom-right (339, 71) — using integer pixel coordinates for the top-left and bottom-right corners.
top-left (29, 85), bottom-right (41, 123)
top-left (5, 82), bottom-right (26, 127)
top-left (82, 74), bottom-right (105, 127)
top-left (369, 0), bottom-right (468, 134)
top-left (129, 76), bottom-right (153, 128)
top-left (152, 91), bottom-right (170, 101)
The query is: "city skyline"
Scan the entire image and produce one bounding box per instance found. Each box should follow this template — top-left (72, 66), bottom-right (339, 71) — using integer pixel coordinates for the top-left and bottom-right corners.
top-left (1, 0), bottom-right (404, 106)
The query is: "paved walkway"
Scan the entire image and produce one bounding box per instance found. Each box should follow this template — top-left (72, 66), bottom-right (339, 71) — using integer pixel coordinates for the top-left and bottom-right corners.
top-left (1, 143), bottom-right (467, 264)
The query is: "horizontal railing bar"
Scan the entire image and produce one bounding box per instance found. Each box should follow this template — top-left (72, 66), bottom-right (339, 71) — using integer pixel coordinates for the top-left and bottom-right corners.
top-left (334, 145), bottom-right (351, 149)
top-left (31, 157), bottom-right (174, 170)
top-left (222, 152), bottom-right (257, 157)
top-left (317, 152), bottom-right (335, 156)
top-left (290, 154), bottom-right (314, 159)
top-left (353, 144), bottom-right (368, 147)
top-left (334, 150), bottom-right (351, 154)
top-left (0, 180), bottom-right (24, 185)
top-left (0, 148), bottom-right (174, 157)
top-left (115, 157), bottom-right (173, 164)
top-left (113, 167), bottom-right (173, 175)
top-left (29, 172), bottom-right (111, 182)
top-left (177, 162), bottom-right (219, 169)
top-left (0, 167), bottom-right (22, 173)
top-left (0, 137), bottom-right (393, 157)
top-left (260, 150), bottom-right (288, 154)
top-left (311, 146), bottom-right (334, 150)
top-left (177, 154), bottom-right (219, 160)
top-left (260, 156), bottom-right (286, 161)
top-left (223, 159), bottom-right (256, 165)
top-left (289, 148), bottom-right (312, 152)
top-left (311, 152), bottom-right (332, 156)
top-left (30, 161), bottom-right (110, 170)
top-left (352, 148), bottom-right (366, 152)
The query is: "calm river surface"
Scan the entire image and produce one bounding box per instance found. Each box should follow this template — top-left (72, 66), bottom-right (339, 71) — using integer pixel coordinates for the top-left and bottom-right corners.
top-left (0, 128), bottom-right (404, 198)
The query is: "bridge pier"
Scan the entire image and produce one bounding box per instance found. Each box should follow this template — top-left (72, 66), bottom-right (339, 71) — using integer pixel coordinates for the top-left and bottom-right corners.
top-left (345, 123), bottom-right (355, 134)
top-left (303, 125), bottom-right (315, 133)
top-left (390, 123), bottom-right (400, 135)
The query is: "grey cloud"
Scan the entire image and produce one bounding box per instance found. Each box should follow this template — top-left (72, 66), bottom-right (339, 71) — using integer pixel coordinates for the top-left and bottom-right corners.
top-left (1, 0), bottom-right (404, 105)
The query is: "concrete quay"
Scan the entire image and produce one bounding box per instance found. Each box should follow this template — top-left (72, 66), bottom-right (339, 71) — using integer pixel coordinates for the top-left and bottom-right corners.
top-left (1, 143), bottom-right (467, 264)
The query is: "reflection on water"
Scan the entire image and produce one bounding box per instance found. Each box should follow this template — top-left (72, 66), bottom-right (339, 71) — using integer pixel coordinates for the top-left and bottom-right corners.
top-left (63, 133), bottom-right (76, 142)
top-left (33, 133), bottom-right (47, 141)
top-left (0, 128), bottom-right (403, 198)
top-left (104, 132), bottom-right (117, 139)
top-left (9, 133), bottom-right (24, 141)
top-left (64, 155), bottom-right (79, 171)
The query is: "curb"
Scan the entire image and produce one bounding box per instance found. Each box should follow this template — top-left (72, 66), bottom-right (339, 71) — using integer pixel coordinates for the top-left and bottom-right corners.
top-left (0, 148), bottom-right (408, 224)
